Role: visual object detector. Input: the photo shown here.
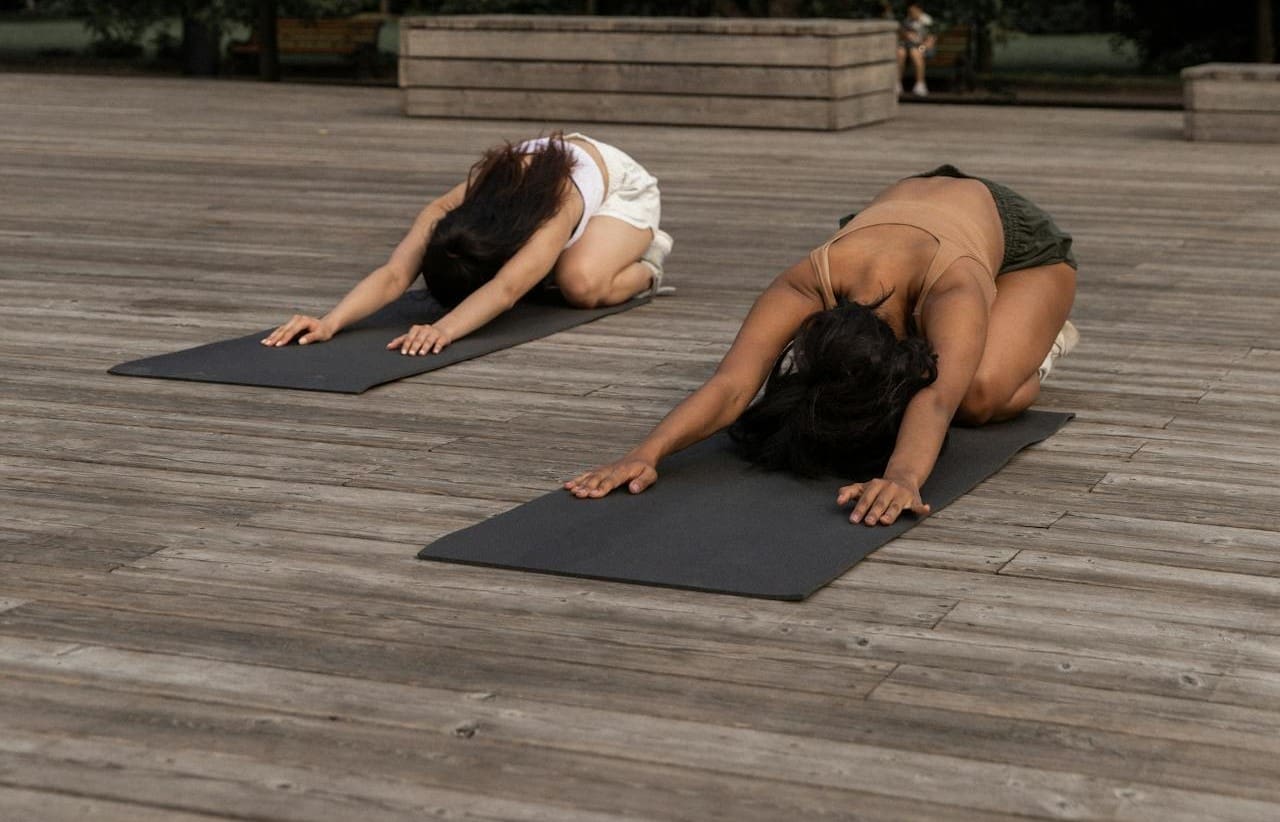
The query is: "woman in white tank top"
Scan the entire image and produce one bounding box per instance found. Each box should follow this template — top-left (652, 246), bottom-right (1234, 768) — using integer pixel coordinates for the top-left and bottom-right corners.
top-left (262, 132), bottom-right (672, 356)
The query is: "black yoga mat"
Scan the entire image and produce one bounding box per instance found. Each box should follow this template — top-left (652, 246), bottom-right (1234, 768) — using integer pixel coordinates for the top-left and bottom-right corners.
top-left (419, 410), bottom-right (1072, 600)
top-left (109, 290), bottom-right (648, 394)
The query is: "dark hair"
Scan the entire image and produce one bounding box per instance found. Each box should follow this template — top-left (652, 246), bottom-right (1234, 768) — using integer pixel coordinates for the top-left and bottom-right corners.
top-left (422, 134), bottom-right (575, 307)
top-left (729, 295), bottom-right (938, 477)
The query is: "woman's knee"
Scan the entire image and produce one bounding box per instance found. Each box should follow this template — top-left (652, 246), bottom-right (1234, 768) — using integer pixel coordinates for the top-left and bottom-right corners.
top-left (957, 370), bottom-right (1040, 426)
top-left (955, 372), bottom-right (1002, 426)
top-left (555, 261), bottom-right (609, 308)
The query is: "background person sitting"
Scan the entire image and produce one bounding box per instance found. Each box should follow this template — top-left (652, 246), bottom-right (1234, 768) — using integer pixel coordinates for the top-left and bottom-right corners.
top-left (897, 3), bottom-right (937, 96)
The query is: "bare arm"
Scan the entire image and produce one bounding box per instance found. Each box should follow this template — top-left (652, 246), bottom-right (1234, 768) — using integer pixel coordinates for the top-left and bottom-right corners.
top-left (390, 200), bottom-right (578, 355)
top-left (840, 262), bottom-right (989, 525)
top-left (566, 260), bottom-right (824, 497)
top-left (262, 182), bottom-right (467, 346)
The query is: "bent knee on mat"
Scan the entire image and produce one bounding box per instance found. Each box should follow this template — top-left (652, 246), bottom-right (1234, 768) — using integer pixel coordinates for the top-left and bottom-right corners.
top-left (955, 374), bottom-right (1004, 426)
top-left (555, 266), bottom-right (611, 308)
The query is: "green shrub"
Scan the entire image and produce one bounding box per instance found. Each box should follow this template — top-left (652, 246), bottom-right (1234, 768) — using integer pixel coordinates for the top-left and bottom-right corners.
top-left (66, 0), bottom-right (378, 53)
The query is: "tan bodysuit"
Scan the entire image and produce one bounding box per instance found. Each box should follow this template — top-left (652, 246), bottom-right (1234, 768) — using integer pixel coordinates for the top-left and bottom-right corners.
top-left (807, 198), bottom-right (1003, 334)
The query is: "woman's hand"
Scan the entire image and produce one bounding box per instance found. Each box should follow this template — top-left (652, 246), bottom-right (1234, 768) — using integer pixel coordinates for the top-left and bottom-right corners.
top-left (837, 477), bottom-right (930, 526)
top-left (262, 315), bottom-right (336, 347)
top-left (387, 324), bottom-right (452, 356)
top-left (565, 458), bottom-right (658, 499)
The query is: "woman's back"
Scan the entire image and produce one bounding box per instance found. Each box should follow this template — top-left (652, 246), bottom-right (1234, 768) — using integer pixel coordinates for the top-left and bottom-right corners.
top-left (813, 175), bottom-right (1004, 325)
top-left (864, 175), bottom-right (1004, 272)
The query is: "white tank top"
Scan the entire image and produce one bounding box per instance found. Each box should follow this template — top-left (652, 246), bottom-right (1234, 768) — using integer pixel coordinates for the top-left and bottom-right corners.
top-left (515, 137), bottom-right (605, 248)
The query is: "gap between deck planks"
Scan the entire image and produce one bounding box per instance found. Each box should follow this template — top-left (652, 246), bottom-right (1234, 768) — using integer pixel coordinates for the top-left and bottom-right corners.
top-left (3, 73), bottom-right (1280, 820)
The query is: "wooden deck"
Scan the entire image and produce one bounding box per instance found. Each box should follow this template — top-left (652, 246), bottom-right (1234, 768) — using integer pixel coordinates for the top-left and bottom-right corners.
top-left (2, 73), bottom-right (1279, 821)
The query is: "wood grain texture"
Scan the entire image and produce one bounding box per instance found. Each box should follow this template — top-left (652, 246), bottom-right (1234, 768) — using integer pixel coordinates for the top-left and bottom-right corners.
top-left (399, 15), bottom-right (897, 130)
top-left (1182, 63), bottom-right (1280, 141)
top-left (401, 88), bottom-right (898, 132)
top-left (1184, 110), bottom-right (1280, 142)
top-left (398, 58), bottom-right (898, 100)
top-left (400, 16), bottom-right (898, 67)
top-left (2, 72), bottom-right (1280, 820)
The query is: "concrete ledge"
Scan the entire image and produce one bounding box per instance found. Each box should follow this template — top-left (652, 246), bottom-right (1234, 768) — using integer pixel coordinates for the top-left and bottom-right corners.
top-left (400, 15), bottom-right (898, 131)
top-left (1182, 62), bottom-right (1280, 142)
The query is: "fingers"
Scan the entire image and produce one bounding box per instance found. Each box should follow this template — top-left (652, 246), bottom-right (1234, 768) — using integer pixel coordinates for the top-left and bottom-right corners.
top-left (565, 466), bottom-right (614, 491)
top-left (393, 324), bottom-right (450, 356)
top-left (874, 497), bottom-right (905, 526)
top-left (836, 483), bottom-right (864, 506)
top-left (849, 481), bottom-right (884, 525)
top-left (261, 314), bottom-right (313, 347)
top-left (628, 465), bottom-right (658, 494)
top-left (838, 479), bottom-right (928, 526)
top-left (298, 325), bottom-right (327, 345)
top-left (566, 466), bottom-right (627, 498)
top-left (838, 481), bottom-right (879, 522)
top-left (564, 467), bottom-right (603, 493)
top-left (564, 461), bottom-right (654, 499)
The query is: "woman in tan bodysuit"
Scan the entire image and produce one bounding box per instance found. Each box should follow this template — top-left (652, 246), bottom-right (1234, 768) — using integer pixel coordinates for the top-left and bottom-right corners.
top-left (566, 166), bottom-right (1078, 528)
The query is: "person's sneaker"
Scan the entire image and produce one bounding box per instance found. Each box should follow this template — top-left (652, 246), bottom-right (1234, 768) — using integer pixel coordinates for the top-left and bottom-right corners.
top-left (639, 228), bottom-right (676, 296)
top-left (1038, 320), bottom-right (1079, 383)
top-left (913, 81), bottom-right (929, 97)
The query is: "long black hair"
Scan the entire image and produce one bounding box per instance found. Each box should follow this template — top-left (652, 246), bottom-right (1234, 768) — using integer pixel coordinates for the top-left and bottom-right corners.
top-left (422, 134), bottom-right (575, 307)
top-left (729, 295), bottom-right (938, 477)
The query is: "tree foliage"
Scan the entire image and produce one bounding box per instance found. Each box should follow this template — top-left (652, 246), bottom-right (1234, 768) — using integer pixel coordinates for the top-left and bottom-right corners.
top-left (67, 0), bottom-right (370, 52)
top-left (65, 0), bottom-right (1279, 71)
top-left (1113, 0), bottom-right (1275, 69)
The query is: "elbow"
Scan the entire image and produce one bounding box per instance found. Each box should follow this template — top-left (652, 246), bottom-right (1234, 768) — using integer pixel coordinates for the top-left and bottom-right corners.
top-left (708, 375), bottom-right (755, 424)
top-left (495, 282), bottom-right (522, 312)
top-left (380, 265), bottom-right (415, 297)
top-left (911, 386), bottom-right (964, 426)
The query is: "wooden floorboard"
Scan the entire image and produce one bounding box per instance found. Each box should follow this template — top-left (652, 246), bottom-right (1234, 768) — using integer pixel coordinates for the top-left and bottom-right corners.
top-left (2, 72), bottom-right (1279, 820)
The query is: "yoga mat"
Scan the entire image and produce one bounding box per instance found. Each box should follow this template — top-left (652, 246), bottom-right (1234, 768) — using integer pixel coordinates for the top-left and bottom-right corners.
top-left (109, 289), bottom-right (648, 394)
top-left (419, 410), bottom-right (1072, 600)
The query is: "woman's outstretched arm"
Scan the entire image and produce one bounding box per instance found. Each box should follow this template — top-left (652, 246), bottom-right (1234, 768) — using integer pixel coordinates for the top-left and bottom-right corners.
top-left (566, 262), bottom-right (822, 498)
top-left (388, 199), bottom-right (578, 355)
top-left (839, 262), bottom-right (989, 525)
top-left (262, 182), bottom-right (467, 347)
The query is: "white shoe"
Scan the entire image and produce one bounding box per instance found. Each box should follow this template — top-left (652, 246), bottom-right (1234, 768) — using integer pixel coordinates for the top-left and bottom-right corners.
top-left (1038, 320), bottom-right (1079, 383)
top-left (913, 81), bottom-right (929, 97)
top-left (639, 229), bottom-right (676, 297)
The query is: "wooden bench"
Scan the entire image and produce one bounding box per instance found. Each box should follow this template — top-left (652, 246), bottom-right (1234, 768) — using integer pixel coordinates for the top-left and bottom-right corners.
top-left (921, 25), bottom-right (975, 91)
top-left (400, 15), bottom-right (900, 131)
top-left (1182, 63), bottom-right (1280, 142)
top-left (229, 16), bottom-right (383, 77)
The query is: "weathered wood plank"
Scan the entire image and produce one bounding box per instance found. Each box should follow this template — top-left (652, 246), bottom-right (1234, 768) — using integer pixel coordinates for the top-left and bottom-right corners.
top-left (4, 640), bottom-right (1275, 822)
top-left (999, 552), bottom-right (1280, 605)
top-left (398, 17), bottom-right (898, 129)
top-left (1183, 63), bottom-right (1280, 142)
top-left (403, 87), bottom-right (897, 131)
top-left (0, 680), bottom-right (1030, 822)
top-left (828, 564), bottom-right (1280, 633)
top-left (0, 729), bottom-right (658, 822)
top-left (4, 72), bottom-right (1280, 819)
top-left (870, 664), bottom-right (1280, 763)
top-left (401, 17), bottom-right (896, 68)
top-left (400, 58), bottom-right (897, 100)
top-left (0, 786), bottom-right (231, 822)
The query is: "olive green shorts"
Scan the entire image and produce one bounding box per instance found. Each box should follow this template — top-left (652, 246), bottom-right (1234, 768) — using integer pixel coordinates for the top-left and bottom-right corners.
top-left (839, 164), bottom-right (1078, 274)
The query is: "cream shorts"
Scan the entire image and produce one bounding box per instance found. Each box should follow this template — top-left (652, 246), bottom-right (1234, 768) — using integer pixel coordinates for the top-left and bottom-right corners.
top-left (567, 132), bottom-right (662, 235)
